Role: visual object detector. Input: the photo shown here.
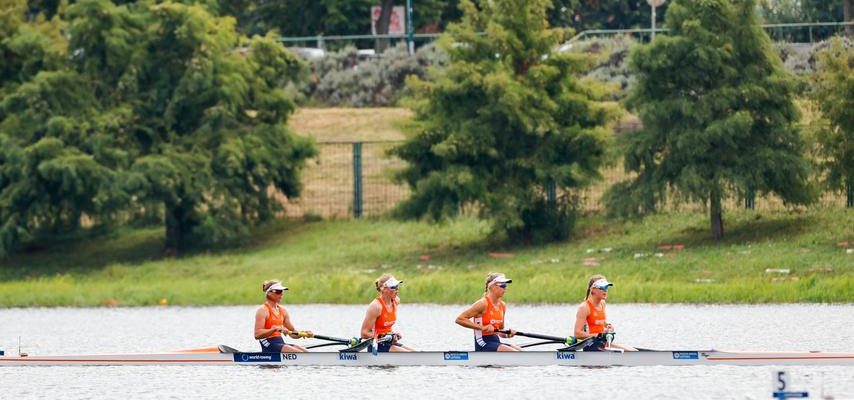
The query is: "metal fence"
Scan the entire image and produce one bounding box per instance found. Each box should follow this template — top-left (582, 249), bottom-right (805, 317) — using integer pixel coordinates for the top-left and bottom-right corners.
top-left (278, 22), bottom-right (854, 51)
top-left (278, 140), bottom-right (850, 219)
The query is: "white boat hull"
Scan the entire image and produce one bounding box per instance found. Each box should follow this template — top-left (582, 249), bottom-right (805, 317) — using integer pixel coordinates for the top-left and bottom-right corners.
top-left (2, 350), bottom-right (853, 367)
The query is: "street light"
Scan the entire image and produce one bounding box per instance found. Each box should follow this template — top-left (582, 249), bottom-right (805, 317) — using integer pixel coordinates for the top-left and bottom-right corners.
top-left (647, 0), bottom-right (665, 40)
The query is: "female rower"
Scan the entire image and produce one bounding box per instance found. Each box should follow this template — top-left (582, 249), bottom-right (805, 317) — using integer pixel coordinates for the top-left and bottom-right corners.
top-left (573, 275), bottom-right (636, 351)
top-left (360, 274), bottom-right (415, 352)
top-left (254, 280), bottom-right (314, 353)
top-left (455, 272), bottom-right (522, 352)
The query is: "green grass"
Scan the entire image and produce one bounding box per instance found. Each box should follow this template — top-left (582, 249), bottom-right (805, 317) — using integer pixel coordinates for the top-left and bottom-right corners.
top-left (0, 209), bottom-right (851, 306)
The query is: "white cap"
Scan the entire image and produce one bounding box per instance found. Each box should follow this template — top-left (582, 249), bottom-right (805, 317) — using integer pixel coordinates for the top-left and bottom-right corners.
top-left (488, 274), bottom-right (513, 287)
top-left (266, 282), bottom-right (288, 293)
top-left (383, 277), bottom-right (403, 288)
top-left (591, 278), bottom-right (613, 289)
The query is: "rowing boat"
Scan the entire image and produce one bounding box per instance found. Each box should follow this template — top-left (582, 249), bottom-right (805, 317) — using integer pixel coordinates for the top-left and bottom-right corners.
top-left (2, 347), bottom-right (852, 367)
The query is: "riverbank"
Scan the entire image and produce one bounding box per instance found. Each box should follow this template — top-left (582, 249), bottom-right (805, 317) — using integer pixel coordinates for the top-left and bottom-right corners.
top-left (0, 208), bottom-right (851, 306)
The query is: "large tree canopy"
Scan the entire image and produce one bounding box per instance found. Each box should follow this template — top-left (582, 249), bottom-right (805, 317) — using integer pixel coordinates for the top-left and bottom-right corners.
top-left (392, 0), bottom-right (613, 242)
top-left (0, 0), bottom-right (315, 256)
top-left (812, 38), bottom-right (853, 207)
top-left (606, 0), bottom-right (816, 240)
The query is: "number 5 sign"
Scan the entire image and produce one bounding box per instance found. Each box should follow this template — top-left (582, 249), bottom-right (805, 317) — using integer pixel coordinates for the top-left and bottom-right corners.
top-left (772, 370), bottom-right (809, 398)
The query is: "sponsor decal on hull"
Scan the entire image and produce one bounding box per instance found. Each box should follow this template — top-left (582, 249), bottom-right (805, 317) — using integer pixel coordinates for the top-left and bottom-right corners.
top-left (233, 353), bottom-right (284, 363)
top-left (672, 351), bottom-right (699, 360)
top-left (443, 352), bottom-right (469, 361)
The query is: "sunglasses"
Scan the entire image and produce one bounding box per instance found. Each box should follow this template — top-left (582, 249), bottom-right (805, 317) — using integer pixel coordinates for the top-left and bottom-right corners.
top-left (594, 285), bottom-right (609, 292)
top-left (496, 283), bottom-right (508, 288)
top-left (270, 290), bottom-right (284, 294)
top-left (387, 285), bottom-right (400, 290)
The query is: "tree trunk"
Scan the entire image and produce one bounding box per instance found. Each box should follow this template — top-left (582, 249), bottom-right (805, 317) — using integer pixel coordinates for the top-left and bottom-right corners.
top-left (710, 189), bottom-right (724, 240)
top-left (845, 0), bottom-right (853, 37)
top-left (848, 179), bottom-right (853, 208)
top-left (375, 0), bottom-right (395, 53)
top-left (165, 203), bottom-right (188, 256)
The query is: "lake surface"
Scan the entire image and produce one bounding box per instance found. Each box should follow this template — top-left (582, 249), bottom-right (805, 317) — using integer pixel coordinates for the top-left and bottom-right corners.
top-left (1, 304), bottom-right (852, 399)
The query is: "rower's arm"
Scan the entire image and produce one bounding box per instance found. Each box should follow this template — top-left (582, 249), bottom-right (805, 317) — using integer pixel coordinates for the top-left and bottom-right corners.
top-left (360, 302), bottom-right (381, 339)
top-left (455, 300), bottom-right (487, 331)
top-left (574, 303), bottom-right (592, 339)
top-left (254, 307), bottom-right (280, 339)
top-left (281, 308), bottom-right (294, 331)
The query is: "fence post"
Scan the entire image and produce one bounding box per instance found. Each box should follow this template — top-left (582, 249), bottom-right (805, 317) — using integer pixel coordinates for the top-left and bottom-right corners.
top-left (353, 142), bottom-right (363, 218)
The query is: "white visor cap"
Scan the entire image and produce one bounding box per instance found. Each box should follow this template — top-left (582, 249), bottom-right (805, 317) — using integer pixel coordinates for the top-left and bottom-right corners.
top-left (266, 282), bottom-right (288, 293)
top-left (383, 277), bottom-right (403, 288)
top-left (591, 278), bottom-right (614, 289)
top-left (488, 274), bottom-right (513, 287)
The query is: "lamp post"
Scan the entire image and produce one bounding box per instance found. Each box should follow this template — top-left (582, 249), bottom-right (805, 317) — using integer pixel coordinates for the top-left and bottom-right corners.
top-left (406, 0), bottom-right (414, 54)
top-left (647, 0), bottom-right (665, 40)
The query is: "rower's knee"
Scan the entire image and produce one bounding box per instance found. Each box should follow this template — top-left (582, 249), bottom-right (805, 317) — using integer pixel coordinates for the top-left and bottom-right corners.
top-left (497, 344), bottom-right (520, 352)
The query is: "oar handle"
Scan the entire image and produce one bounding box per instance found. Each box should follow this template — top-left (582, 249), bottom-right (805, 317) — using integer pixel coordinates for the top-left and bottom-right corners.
top-left (281, 330), bottom-right (313, 339)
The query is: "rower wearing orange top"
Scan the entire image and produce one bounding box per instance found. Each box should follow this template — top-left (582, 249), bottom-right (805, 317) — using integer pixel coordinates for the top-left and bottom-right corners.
top-left (360, 274), bottom-right (415, 352)
top-left (455, 272), bottom-right (523, 352)
top-left (573, 275), bottom-right (637, 351)
top-left (254, 280), bottom-right (314, 353)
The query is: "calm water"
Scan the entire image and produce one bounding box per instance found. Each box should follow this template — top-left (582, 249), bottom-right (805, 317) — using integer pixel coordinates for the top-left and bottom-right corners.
top-left (1, 304), bottom-right (852, 399)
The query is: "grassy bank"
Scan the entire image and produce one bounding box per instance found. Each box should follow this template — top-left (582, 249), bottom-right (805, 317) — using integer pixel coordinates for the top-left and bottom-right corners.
top-left (0, 209), bottom-right (851, 306)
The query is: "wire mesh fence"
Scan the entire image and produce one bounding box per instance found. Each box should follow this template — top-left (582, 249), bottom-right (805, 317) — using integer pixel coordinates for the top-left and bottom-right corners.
top-left (278, 140), bottom-right (850, 219)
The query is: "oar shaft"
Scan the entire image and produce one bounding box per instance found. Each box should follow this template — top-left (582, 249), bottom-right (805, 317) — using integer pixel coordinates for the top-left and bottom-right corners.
top-left (500, 330), bottom-right (568, 343)
top-left (312, 334), bottom-right (352, 344)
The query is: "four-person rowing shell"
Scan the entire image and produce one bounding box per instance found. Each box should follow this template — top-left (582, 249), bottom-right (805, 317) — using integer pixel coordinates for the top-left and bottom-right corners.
top-left (253, 273), bottom-right (635, 354)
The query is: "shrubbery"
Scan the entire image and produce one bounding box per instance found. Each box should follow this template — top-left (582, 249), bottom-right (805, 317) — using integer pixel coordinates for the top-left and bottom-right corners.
top-left (305, 43), bottom-right (447, 107)
top-left (301, 36), bottom-right (851, 107)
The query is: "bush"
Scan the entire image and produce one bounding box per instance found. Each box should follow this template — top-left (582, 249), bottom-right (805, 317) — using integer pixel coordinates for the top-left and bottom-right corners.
top-left (572, 35), bottom-right (636, 101)
top-left (306, 42), bottom-right (448, 107)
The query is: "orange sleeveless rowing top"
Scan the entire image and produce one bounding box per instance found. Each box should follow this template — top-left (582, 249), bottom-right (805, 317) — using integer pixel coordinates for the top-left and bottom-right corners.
top-left (585, 298), bottom-right (607, 334)
top-left (373, 296), bottom-right (397, 335)
top-left (475, 295), bottom-right (505, 336)
top-left (263, 303), bottom-right (284, 338)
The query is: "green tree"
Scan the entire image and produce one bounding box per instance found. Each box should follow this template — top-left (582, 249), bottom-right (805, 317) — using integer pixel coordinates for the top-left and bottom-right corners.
top-left (0, 0), bottom-right (115, 256)
top-left (391, 0), bottom-right (613, 242)
top-left (0, 0), bottom-right (315, 256)
top-left (812, 38), bottom-right (853, 207)
top-left (606, 0), bottom-right (815, 240)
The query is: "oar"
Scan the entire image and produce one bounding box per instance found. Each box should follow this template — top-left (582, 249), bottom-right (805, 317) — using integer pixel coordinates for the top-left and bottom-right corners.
top-left (307, 342), bottom-right (352, 349)
top-left (340, 338), bottom-right (373, 353)
top-left (521, 340), bottom-right (568, 349)
top-left (339, 333), bottom-right (397, 353)
top-left (312, 334), bottom-right (361, 346)
top-left (498, 330), bottom-right (577, 345)
top-left (561, 336), bottom-right (595, 351)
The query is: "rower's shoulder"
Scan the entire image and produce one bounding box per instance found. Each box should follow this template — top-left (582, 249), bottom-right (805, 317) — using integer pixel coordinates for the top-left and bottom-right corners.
top-left (368, 298), bottom-right (382, 309)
